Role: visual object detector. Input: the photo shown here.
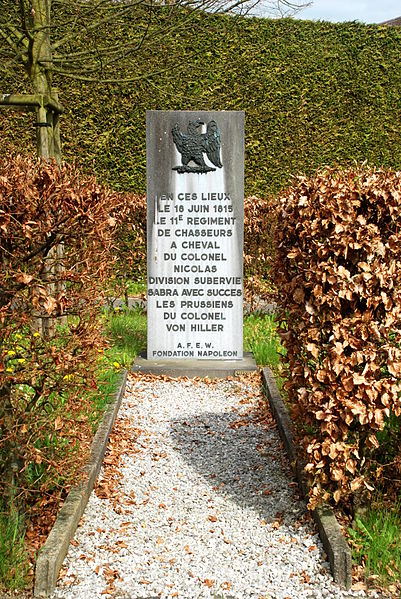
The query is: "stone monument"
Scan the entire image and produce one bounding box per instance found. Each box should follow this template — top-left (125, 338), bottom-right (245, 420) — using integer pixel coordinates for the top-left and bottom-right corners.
top-left (134, 110), bottom-right (256, 377)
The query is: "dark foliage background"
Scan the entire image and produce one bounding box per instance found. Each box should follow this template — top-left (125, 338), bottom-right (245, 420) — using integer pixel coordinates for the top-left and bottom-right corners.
top-left (0, 13), bottom-right (400, 196)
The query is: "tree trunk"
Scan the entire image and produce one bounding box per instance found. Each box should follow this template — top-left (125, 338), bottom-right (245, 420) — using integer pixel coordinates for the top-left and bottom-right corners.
top-left (28, 1), bottom-right (66, 337)
top-left (30, 0), bottom-right (52, 158)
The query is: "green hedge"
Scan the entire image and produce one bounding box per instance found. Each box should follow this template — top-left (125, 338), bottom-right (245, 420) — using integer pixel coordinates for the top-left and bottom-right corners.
top-left (1, 12), bottom-right (401, 196)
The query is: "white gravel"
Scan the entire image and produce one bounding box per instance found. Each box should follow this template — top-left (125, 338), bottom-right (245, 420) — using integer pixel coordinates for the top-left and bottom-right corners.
top-left (52, 373), bottom-right (383, 599)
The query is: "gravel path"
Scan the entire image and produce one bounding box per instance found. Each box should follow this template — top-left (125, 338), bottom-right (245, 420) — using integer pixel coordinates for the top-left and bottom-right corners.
top-left (52, 373), bottom-right (380, 599)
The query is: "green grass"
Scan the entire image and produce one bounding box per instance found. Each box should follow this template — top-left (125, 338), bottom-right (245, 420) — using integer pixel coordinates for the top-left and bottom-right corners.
top-left (88, 306), bottom-right (147, 422)
top-left (349, 498), bottom-right (401, 589)
top-left (106, 277), bottom-right (147, 300)
top-left (103, 295), bottom-right (284, 372)
top-left (105, 308), bottom-right (284, 370)
top-left (243, 312), bottom-right (284, 370)
top-left (106, 306), bottom-right (147, 365)
top-left (125, 279), bottom-right (147, 296)
top-left (0, 500), bottom-right (29, 591)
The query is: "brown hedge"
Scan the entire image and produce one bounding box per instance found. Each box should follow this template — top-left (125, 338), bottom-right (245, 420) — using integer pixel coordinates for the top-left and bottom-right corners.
top-left (274, 165), bottom-right (401, 508)
top-left (0, 156), bottom-right (125, 507)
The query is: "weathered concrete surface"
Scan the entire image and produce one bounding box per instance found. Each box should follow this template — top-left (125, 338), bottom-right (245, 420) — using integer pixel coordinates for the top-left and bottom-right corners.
top-left (33, 371), bottom-right (128, 597)
top-left (132, 351), bottom-right (257, 378)
top-left (315, 505), bottom-right (353, 590)
top-left (262, 367), bottom-right (352, 590)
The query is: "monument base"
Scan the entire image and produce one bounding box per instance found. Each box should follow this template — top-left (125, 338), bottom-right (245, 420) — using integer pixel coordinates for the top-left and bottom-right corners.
top-left (131, 352), bottom-right (257, 379)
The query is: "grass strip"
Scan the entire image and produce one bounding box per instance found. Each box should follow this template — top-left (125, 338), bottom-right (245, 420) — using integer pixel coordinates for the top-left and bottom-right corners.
top-left (349, 498), bottom-right (401, 591)
top-left (0, 499), bottom-right (29, 591)
top-left (243, 312), bottom-right (284, 372)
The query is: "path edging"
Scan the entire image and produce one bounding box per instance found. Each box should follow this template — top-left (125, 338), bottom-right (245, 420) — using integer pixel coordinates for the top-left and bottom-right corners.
top-left (261, 367), bottom-right (352, 590)
top-left (33, 369), bottom-right (128, 598)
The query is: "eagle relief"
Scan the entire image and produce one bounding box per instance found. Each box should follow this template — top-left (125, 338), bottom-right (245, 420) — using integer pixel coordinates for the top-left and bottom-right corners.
top-left (172, 119), bottom-right (223, 174)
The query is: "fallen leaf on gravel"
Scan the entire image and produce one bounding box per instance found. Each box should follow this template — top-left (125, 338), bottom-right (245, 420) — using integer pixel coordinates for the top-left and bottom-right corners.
top-left (230, 418), bottom-right (250, 429)
top-left (70, 539), bottom-right (79, 546)
top-left (96, 483), bottom-right (113, 499)
top-left (139, 580), bottom-right (151, 585)
top-left (299, 571), bottom-right (311, 584)
top-left (208, 515), bottom-right (217, 522)
top-left (308, 545), bottom-right (317, 552)
top-left (221, 581), bottom-right (231, 590)
top-left (115, 541), bottom-right (128, 549)
top-left (57, 567), bottom-right (68, 579)
top-left (103, 565), bottom-right (118, 578)
top-left (204, 579), bottom-right (214, 587)
top-left (352, 581), bottom-right (367, 591)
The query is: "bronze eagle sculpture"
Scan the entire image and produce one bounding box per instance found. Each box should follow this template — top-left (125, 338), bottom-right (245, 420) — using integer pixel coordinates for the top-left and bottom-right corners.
top-left (172, 119), bottom-right (223, 173)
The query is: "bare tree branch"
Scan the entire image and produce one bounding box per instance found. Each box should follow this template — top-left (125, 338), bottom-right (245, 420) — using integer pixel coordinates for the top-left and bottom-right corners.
top-left (260, 0), bottom-right (312, 17)
top-left (52, 4), bottom-right (139, 51)
top-left (0, 0), bottom-right (312, 155)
